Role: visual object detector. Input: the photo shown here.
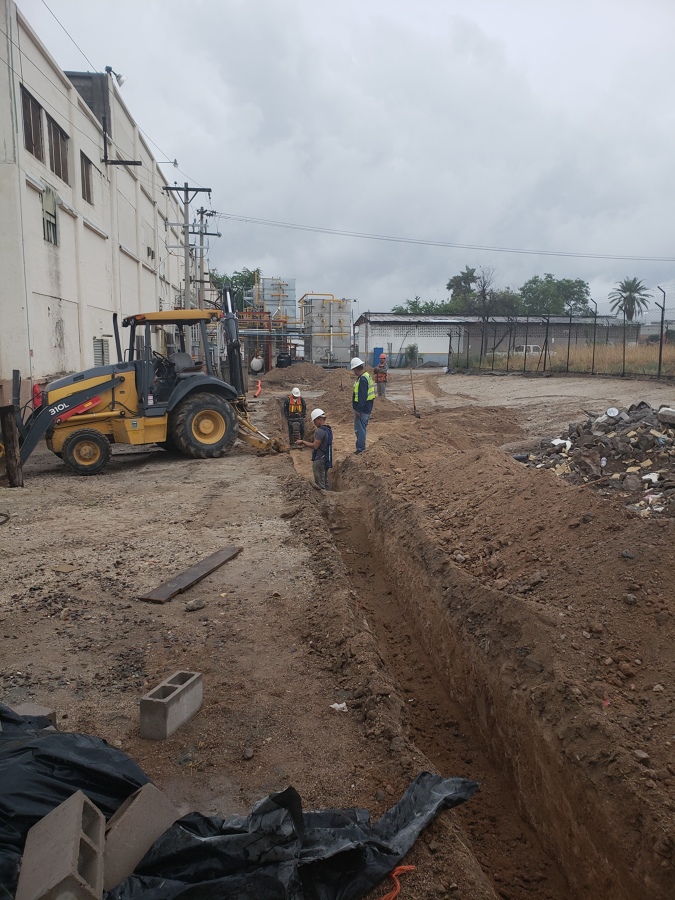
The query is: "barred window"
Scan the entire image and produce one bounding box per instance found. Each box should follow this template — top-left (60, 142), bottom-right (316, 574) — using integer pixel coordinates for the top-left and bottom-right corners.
top-left (93, 338), bottom-right (110, 367)
top-left (80, 152), bottom-right (93, 204)
top-left (47, 115), bottom-right (69, 184)
top-left (21, 86), bottom-right (43, 161)
top-left (42, 187), bottom-right (57, 245)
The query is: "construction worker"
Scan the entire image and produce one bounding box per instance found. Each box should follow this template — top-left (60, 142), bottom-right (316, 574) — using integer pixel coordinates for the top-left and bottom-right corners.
top-left (374, 352), bottom-right (389, 397)
top-left (284, 387), bottom-right (306, 445)
top-left (296, 409), bottom-right (333, 489)
top-left (350, 357), bottom-right (375, 454)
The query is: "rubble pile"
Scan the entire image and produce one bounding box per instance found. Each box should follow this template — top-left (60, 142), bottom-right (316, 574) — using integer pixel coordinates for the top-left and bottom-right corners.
top-left (521, 402), bottom-right (675, 516)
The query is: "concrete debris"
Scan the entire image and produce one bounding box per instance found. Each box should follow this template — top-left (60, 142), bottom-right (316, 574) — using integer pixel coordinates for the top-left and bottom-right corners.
top-left (517, 401), bottom-right (675, 516)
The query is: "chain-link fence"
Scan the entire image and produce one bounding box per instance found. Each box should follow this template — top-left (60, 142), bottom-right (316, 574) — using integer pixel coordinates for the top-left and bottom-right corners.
top-left (444, 311), bottom-right (675, 379)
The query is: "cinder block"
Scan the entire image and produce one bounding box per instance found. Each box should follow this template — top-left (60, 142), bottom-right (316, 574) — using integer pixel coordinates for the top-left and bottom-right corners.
top-left (103, 783), bottom-right (178, 890)
top-left (139, 670), bottom-right (203, 740)
top-left (16, 790), bottom-right (104, 900)
top-left (13, 702), bottom-right (57, 726)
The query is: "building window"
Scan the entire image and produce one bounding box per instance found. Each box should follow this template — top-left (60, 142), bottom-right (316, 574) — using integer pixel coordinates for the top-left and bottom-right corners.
top-left (80, 152), bottom-right (93, 204)
top-left (46, 115), bottom-right (69, 183)
top-left (93, 338), bottom-right (110, 367)
top-left (42, 186), bottom-right (57, 245)
top-left (21, 86), bottom-right (44, 161)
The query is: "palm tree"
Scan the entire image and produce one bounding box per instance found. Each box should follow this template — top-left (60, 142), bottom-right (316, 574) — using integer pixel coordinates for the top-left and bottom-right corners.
top-left (608, 277), bottom-right (651, 321)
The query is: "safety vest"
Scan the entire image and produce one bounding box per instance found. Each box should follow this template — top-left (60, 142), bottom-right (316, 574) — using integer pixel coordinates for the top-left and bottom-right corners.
top-left (375, 365), bottom-right (388, 383)
top-left (353, 372), bottom-right (375, 403)
top-left (288, 396), bottom-right (303, 416)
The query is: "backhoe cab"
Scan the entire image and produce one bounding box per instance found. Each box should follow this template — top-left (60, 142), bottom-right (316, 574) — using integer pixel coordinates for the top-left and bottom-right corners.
top-left (4, 305), bottom-right (278, 476)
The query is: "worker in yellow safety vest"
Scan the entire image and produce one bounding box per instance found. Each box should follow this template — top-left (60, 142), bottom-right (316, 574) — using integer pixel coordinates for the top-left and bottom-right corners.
top-left (284, 387), bottom-right (307, 444)
top-left (350, 357), bottom-right (375, 454)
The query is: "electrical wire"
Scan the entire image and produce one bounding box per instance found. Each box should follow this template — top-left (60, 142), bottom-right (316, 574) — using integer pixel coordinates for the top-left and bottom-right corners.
top-left (217, 212), bottom-right (675, 264)
top-left (0, 18), bottom-right (197, 186)
top-left (39, 0), bottom-right (96, 70)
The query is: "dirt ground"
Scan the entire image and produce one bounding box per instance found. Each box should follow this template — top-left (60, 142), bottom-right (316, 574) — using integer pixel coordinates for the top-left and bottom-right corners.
top-left (1, 367), bottom-right (674, 898)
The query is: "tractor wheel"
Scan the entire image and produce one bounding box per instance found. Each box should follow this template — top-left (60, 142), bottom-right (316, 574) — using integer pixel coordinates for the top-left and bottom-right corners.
top-left (158, 435), bottom-right (181, 454)
top-left (169, 392), bottom-right (238, 459)
top-left (61, 429), bottom-right (111, 475)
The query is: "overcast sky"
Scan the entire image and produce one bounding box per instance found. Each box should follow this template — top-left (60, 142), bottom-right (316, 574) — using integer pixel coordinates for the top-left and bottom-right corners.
top-left (17, 0), bottom-right (675, 316)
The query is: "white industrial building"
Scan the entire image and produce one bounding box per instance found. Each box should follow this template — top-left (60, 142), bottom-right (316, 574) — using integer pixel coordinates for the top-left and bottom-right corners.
top-left (355, 312), bottom-right (625, 368)
top-left (0, 0), bottom-right (186, 403)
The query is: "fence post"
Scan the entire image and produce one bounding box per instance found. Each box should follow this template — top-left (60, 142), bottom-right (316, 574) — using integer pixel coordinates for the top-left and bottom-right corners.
top-left (590, 300), bottom-right (597, 375)
top-left (622, 309), bottom-right (626, 376)
top-left (566, 312), bottom-right (572, 373)
top-left (656, 288), bottom-right (666, 380)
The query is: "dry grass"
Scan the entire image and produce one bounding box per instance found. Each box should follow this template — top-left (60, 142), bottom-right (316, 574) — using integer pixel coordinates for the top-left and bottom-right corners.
top-left (469, 343), bottom-right (675, 377)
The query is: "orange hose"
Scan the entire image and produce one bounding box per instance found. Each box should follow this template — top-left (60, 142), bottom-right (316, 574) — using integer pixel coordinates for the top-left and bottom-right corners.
top-left (379, 865), bottom-right (416, 899)
top-left (254, 379), bottom-right (262, 397)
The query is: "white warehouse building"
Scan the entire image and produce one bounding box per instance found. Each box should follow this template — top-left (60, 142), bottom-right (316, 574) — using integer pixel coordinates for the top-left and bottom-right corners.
top-left (0, 0), bottom-right (186, 403)
top-left (355, 313), bottom-right (460, 367)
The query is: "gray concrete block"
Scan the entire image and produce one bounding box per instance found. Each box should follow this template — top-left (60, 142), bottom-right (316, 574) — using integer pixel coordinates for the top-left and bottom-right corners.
top-left (16, 790), bottom-right (104, 900)
top-left (657, 406), bottom-right (675, 425)
top-left (139, 670), bottom-right (203, 740)
top-left (12, 702), bottom-right (57, 726)
top-left (103, 783), bottom-right (179, 890)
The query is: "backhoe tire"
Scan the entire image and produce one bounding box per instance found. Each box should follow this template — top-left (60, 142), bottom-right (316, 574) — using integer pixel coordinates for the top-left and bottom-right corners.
top-left (61, 429), bottom-right (111, 475)
top-left (169, 392), bottom-right (238, 459)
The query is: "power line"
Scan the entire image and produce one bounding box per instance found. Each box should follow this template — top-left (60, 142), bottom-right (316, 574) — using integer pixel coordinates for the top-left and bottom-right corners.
top-left (0, 18), bottom-right (199, 187)
top-left (217, 212), bottom-right (675, 264)
top-left (39, 0), bottom-right (96, 71)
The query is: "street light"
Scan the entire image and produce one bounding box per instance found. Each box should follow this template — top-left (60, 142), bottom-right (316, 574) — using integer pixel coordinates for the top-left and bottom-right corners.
top-left (104, 66), bottom-right (126, 87)
top-left (352, 300), bottom-right (360, 357)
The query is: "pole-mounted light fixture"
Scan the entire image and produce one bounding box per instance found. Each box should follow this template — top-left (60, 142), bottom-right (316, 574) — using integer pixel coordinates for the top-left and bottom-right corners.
top-left (104, 65), bottom-right (126, 87)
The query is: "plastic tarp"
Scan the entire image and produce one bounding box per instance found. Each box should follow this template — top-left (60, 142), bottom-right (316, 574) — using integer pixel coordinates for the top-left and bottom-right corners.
top-left (108, 775), bottom-right (478, 900)
top-left (0, 705), bottom-right (479, 899)
top-left (0, 704), bottom-right (149, 893)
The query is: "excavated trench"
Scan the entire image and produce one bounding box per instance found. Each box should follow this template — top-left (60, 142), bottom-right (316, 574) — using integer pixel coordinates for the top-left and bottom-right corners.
top-left (326, 486), bottom-right (572, 900)
top-left (325, 466), bottom-right (659, 900)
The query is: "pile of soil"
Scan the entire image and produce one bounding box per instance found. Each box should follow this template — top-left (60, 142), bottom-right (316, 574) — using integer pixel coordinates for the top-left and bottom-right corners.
top-left (261, 362), bottom-right (349, 391)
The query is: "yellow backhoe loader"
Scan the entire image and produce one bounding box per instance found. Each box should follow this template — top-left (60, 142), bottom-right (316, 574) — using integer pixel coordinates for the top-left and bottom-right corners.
top-left (3, 294), bottom-right (279, 476)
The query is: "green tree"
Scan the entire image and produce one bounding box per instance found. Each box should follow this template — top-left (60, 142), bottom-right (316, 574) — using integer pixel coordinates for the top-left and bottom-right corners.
top-left (608, 277), bottom-right (651, 321)
top-left (444, 266), bottom-right (521, 317)
top-left (211, 267), bottom-right (261, 311)
top-left (392, 295), bottom-right (455, 314)
top-left (519, 274), bottom-right (592, 316)
top-left (446, 266), bottom-right (478, 303)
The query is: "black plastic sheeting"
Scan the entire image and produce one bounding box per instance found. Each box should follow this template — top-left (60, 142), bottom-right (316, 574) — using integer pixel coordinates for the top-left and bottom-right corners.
top-left (108, 775), bottom-right (478, 900)
top-left (0, 704), bottom-right (149, 893)
top-left (0, 704), bottom-right (479, 899)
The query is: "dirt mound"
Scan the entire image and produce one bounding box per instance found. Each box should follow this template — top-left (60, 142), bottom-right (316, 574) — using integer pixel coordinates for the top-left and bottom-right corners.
top-left (261, 363), bottom-right (349, 391)
top-left (334, 409), bottom-right (675, 898)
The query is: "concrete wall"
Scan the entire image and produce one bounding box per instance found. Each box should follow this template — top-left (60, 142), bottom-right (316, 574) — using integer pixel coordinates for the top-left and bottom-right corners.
top-left (0, 0), bottom-right (185, 402)
top-left (361, 321), bottom-right (461, 366)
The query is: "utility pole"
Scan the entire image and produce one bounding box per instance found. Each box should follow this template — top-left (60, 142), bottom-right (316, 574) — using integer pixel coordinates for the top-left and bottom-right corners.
top-left (162, 183), bottom-right (211, 308)
top-left (195, 208), bottom-right (220, 309)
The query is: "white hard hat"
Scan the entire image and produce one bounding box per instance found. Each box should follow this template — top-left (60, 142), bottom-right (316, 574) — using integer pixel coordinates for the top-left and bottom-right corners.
top-left (291, 387), bottom-right (301, 397)
top-left (310, 408), bottom-right (326, 422)
top-left (350, 357), bottom-right (365, 369)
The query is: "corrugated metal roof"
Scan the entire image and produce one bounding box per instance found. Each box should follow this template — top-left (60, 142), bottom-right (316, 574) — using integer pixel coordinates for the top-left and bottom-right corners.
top-left (354, 313), bottom-right (612, 326)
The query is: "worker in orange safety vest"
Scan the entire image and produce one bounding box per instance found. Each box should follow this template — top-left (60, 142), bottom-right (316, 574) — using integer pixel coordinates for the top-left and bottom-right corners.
top-left (284, 387), bottom-right (307, 444)
top-left (374, 353), bottom-right (389, 398)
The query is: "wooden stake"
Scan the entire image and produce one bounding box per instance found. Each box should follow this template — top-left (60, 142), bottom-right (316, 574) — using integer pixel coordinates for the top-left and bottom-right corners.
top-left (0, 405), bottom-right (24, 488)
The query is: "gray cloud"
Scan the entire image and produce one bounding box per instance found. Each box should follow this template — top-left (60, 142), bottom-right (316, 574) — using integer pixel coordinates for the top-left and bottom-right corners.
top-left (18, 0), bottom-right (675, 314)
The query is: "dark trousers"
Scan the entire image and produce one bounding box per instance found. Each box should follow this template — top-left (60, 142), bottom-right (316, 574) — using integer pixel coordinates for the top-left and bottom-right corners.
top-left (287, 418), bottom-right (305, 444)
